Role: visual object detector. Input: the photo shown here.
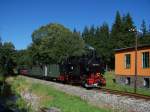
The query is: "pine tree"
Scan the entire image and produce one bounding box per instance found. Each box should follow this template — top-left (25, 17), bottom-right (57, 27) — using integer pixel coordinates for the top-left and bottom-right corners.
top-left (111, 12), bottom-right (136, 48)
top-left (140, 20), bottom-right (147, 36)
top-left (82, 25), bottom-right (96, 46)
top-left (122, 13), bottom-right (136, 47)
top-left (110, 11), bottom-right (123, 49)
top-left (139, 22), bottom-right (150, 45)
top-left (0, 37), bottom-right (2, 47)
top-left (95, 23), bottom-right (110, 65)
top-left (109, 11), bottom-right (136, 68)
top-left (89, 25), bottom-right (95, 37)
top-left (112, 11), bottom-right (122, 33)
top-left (73, 28), bottom-right (81, 36)
top-left (82, 26), bottom-right (89, 39)
top-left (73, 28), bottom-right (77, 33)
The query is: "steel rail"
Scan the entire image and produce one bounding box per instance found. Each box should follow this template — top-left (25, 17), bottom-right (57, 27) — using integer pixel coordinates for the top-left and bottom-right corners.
top-left (97, 88), bottom-right (150, 100)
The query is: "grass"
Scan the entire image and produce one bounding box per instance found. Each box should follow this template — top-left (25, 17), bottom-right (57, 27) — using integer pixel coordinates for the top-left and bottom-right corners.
top-left (0, 74), bottom-right (30, 112)
top-left (8, 76), bottom-right (111, 112)
top-left (104, 71), bottom-right (150, 96)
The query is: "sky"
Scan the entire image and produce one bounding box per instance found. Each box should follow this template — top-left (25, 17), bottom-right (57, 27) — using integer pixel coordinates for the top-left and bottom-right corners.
top-left (0, 0), bottom-right (150, 50)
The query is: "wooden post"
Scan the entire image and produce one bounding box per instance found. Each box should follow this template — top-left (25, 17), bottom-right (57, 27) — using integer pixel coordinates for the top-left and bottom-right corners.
top-left (129, 28), bottom-right (138, 93)
top-left (134, 32), bottom-right (138, 93)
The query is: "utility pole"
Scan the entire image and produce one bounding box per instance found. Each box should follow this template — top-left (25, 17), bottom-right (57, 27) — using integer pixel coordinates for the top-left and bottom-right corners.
top-left (134, 31), bottom-right (138, 93)
top-left (129, 28), bottom-right (138, 93)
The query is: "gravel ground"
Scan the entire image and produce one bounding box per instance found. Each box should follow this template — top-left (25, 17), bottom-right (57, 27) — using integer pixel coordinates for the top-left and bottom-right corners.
top-left (24, 76), bottom-right (150, 112)
top-left (20, 90), bottom-right (40, 111)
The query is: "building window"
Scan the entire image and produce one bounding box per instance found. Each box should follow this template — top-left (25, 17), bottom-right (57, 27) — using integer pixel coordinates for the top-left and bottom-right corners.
top-left (143, 78), bottom-right (149, 88)
top-left (142, 52), bottom-right (150, 68)
top-left (125, 54), bottom-right (131, 68)
top-left (125, 77), bottom-right (130, 85)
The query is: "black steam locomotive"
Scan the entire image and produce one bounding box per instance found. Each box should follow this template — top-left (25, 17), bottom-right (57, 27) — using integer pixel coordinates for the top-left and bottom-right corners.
top-left (19, 44), bottom-right (106, 88)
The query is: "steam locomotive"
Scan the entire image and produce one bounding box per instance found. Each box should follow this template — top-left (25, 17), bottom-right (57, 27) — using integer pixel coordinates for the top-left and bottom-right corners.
top-left (19, 45), bottom-right (106, 88)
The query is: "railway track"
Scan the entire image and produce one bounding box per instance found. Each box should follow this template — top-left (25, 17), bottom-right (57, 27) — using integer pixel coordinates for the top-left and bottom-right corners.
top-left (68, 83), bottom-right (150, 100)
top-left (68, 82), bottom-right (150, 100)
top-left (96, 88), bottom-right (150, 100)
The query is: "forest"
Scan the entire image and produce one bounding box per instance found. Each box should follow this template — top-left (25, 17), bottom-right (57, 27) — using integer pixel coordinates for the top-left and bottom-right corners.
top-left (0, 11), bottom-right (150, 76)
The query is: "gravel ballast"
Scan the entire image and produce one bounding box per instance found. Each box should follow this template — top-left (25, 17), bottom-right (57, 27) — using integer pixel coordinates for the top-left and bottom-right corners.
top-left (24, 76), bottom-right (150, 112)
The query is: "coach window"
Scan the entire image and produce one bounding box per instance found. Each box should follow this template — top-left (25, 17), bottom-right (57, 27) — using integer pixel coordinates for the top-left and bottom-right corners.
top-left (142, 52), bottom-right (150, 68)
top-left (125, 54), bottom-right (131, 69)
top-left (143, 78), bottom-right (149, 88)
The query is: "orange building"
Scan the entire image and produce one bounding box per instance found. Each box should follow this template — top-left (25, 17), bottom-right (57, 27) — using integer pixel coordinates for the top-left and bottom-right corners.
top-left (115, 45), bottom-right (150, 88)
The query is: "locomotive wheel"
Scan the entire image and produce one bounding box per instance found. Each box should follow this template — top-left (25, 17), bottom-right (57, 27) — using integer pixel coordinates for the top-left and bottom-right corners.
top-left (81, 80), bottom-right (86, 87)
top-left (84, 83), bottom-right (93, 89)
top-left (81, 81), bottom-right (93, 89)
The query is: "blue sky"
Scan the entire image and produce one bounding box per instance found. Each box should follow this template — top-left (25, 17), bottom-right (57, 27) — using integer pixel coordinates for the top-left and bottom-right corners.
top-left (0, 0), bottom-right (150, 50)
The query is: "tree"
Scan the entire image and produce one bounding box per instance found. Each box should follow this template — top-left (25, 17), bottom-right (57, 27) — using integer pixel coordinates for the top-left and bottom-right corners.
top-left (109, 11), bottom-right (136, 69)
top-left (0, 37), bottom-right (3, 73)
top-left (95, 23), bottom-right (110, 64)
top-left (0, 41), bottom-right (16, 95)
top-left (138, 21), bottom-right (150, 45)
top-left (73, 28), bottom-right (81, 36)
top-left (108, 11), bottom-right (123, 68)
top-left (140, 20), bottom-right (147, 36)
top-left (1, 42), bottom-right (16, 75)
top-left (111, 12), bottom-right (136, 48)
top-left (121, 13), bottom-right (136, 47)
top-left (53, 32), bottom-right (85, 63)
top-left (82, 23), bottom-right (112, 69)
top-left (82, 25), bottom-right (96, 47)
top-left (82, 26), bottom-right (90, 43)
top-left (14, 50), bottom-right (33, 67)
top-left (31, 23), bottom-right (70, 64)
top-left (30, 23), bottom-right (85, 65)
top-left (110, 11), bottom-right (123, 49)
top-left (0, 37), bottom-right (2, 47)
